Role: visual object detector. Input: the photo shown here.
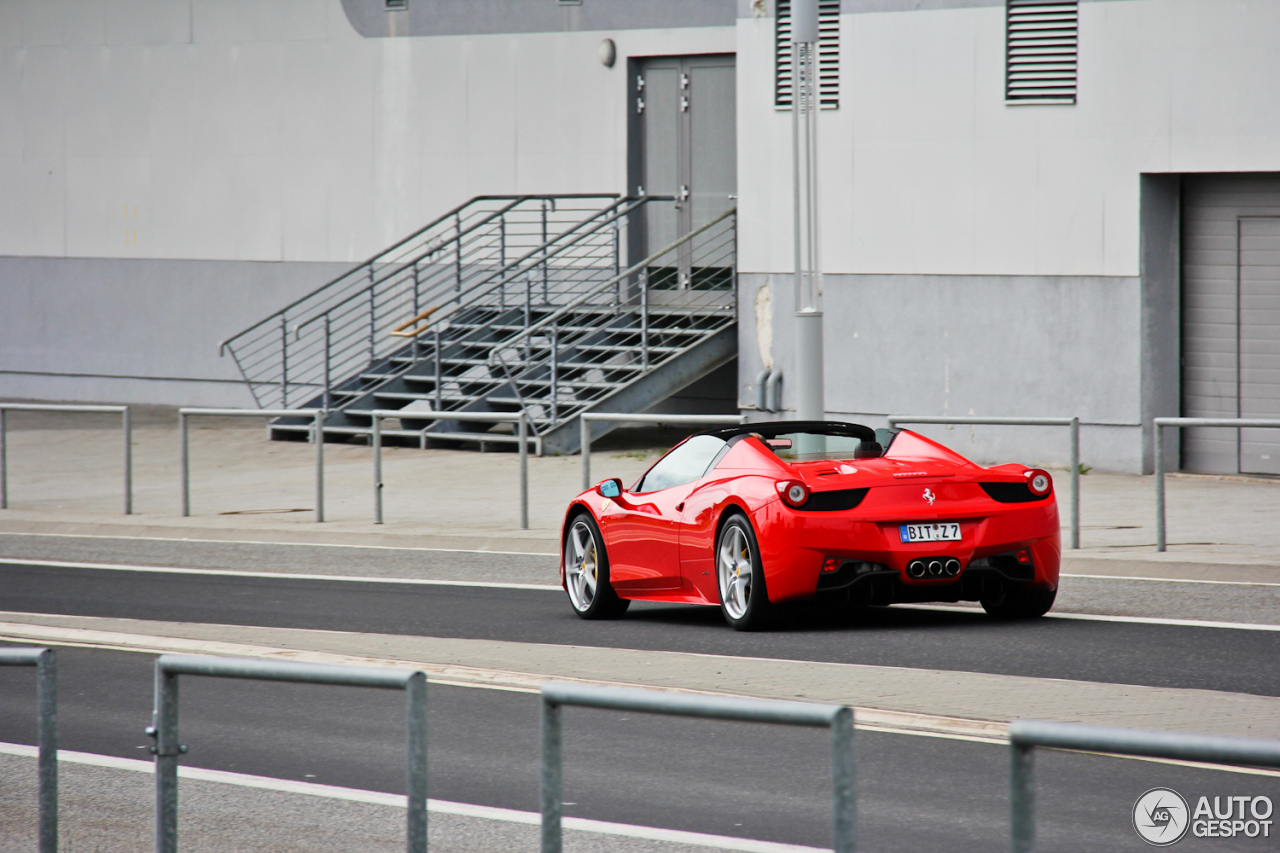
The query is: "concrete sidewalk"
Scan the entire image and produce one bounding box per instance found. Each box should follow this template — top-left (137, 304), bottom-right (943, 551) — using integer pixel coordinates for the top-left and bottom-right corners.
top-left (1, 403), bottom-right (1279, 580)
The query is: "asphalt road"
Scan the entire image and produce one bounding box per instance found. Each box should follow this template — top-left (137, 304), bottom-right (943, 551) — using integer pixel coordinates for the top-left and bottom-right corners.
top-left (1, 563), bottom-right (1278, 696)
top-left (1, 645), bottom-right (1276, 853)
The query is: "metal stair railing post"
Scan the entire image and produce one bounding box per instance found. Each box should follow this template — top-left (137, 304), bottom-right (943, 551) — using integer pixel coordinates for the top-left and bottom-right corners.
top-left (0, 403), bottom-right (133, 514)
top-left (580, 413), bottom-right (748, 491)
top-left (149, 655), bottom-right (428, 853)
top-left (1153, 417), bottom-right (1280, 551)
top-left (887, 416), bottom-right (1081, 550)
top-left (0, 647), bottom-right (58, 853)
top-left (179, 408), bottom-right (324, 521)
top-left (539, 683), bottom-right (856, 853)
top-left (371, 409), bottom-right (532, 528)
top-left (1008, 720), bottom-right (1280, 853)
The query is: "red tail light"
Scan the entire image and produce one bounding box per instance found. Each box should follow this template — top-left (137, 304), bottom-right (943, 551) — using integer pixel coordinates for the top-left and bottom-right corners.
top-left (1015, 548), bottom-right (1032, 565)
top-left (776, 479), bottom-right (810, 508)
top-left (1024, 469), bottom-right (1052, 497)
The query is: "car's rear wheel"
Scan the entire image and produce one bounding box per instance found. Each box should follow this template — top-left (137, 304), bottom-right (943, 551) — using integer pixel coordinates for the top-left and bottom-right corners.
top-left (716, 513), bottom-right (771, 631)
top-left (564, 513), bottom-right (630, 620)
top-left (980, 584), bottom-right (1056, 620)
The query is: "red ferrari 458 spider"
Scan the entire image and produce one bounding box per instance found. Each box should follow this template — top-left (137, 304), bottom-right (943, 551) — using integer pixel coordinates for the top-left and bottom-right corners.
top-left (561, 421), bottom-right (1059, 630)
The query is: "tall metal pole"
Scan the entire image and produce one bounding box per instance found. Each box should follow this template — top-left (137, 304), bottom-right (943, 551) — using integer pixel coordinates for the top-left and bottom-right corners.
top-left (123, 406), bottom-right (133, 515)
top-left (1, 408), bottom-right (7, 509)
top-left (792, 0), bottom-right (824, 424)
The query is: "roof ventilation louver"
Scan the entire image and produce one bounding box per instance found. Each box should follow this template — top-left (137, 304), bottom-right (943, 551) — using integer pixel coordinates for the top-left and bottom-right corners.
top-left (775, 0), bottom-right (841, 110)
top-left (1005, 0), bottom-right (1078, 105)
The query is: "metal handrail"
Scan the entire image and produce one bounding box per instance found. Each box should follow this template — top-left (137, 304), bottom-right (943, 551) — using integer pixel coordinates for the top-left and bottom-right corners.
top-left (219, 194), bottom-right (619, 350)
top-left (0, 403), bottom-right (133, 514)
top-left (151, 655), bottom-right (428, 853)
top-left (1153, 416), bottom-right (1280, 551)
top-left (887, 416), bottom-right (1081, 550)
top-left (0, 647), bottom-right (57, 853)
top-left (579, 412), bottom-right (748, 490)
top-left (539, 682), bottom-right (856, 853)
top-left (1009, 719), bottom-right (1280, 852)
top-left (178, 408), bottom-right (326, 521)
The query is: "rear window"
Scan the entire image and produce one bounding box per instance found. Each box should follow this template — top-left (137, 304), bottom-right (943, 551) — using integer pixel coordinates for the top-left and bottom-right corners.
top-left (635, 435), bottom-right (727, 493)
top-left (758, 431), bottom-right (866, 462)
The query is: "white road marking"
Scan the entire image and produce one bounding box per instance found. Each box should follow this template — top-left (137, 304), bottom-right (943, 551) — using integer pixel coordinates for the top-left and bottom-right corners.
top-left (1063, 572), bottom-right (1280, 587)
top-left (0, 742), bottom-right (825, 853)
top-left (0, 530), bottom-right (558, 556)
top-left (901, 603), bottom-right (1280, 632)
top-left (0, 558), bottom-right (562, 591)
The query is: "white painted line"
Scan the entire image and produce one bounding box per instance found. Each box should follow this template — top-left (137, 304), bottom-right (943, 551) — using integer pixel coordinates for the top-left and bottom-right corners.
top-left (901, 603), bottom-right (1280, 632)
top-left (1063, 572), bottom-right (1280, 587)
top-left (0, 529), bottom-right (559, 556)
top-left (0, 742), bottom-right (825, 853)
top-left (0, 558), bottom-right (562, 591)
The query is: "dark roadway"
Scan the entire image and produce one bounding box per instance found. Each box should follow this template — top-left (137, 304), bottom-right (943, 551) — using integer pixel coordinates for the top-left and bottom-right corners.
top-left (1, 562), bottom-right (1277, 696)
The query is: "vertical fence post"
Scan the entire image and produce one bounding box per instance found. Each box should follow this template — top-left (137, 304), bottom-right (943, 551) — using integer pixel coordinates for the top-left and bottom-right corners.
top-left (122, 406), bottom-right (133, 515)
top-left (1069, 417), bottom-right (1078, 550)
top-left (519, 412), bottom-right (529, 530)
top-left (280, 316), bottom-right (289, 408)
top-left (540, 697), bottom-right (563, 853)
top-left (36, 649), bottom-right (58, 853)
top-left (550, 326), bottom-right (559, 425)
top-left (373, 413), bottom-right (384, 525)
top-left (434, 330), bottom-right (443, 411)
top-left (581, 416), bottom-right (591, 492)
top-left (1155, 421), bottom-right (1166, 552)
top-left (640, 269), bottom-right (650, 369)
top-left (179, 411), bottom-right (190, 518)
top-left (323, 315), bottom-right (333, 412)
top-left (369, 271), bottom-right (378, 363)
top-left (1, 407), bottom-right (7, 509)
top-left (405, 672), bottom-right (428, 853)
top-left (154, 663), bottom-right (180, 853)
top-left (314, 412), bottom-right (325, 523)
top-left (1010, 741), bottom-right (1035, 853)
top-left (831, 706), bottom-right (856, 853)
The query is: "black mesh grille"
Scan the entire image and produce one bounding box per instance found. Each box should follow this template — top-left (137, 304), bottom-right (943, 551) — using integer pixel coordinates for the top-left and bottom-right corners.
top-left (979, 482), bottom-right (1045, 503)
top-left (804, 488), bottom-right (869, 512)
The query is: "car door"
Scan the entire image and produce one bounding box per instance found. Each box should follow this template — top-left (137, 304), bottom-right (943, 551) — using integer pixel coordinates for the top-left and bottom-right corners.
top-left (600, 435), bottom-right (726, 592)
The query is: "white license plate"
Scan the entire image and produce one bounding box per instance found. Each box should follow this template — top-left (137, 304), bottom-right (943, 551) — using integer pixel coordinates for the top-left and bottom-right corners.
top-left (899, 522), bottom-right (961, 543)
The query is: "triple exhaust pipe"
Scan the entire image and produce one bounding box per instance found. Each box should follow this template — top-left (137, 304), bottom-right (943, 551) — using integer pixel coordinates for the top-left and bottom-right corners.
top-left (907, 557), bottom-right (961, 579)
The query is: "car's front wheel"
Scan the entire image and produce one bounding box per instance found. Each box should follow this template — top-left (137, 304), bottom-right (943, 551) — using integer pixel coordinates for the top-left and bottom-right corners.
top-left (980, 584), bottom-right (1056, 620)
top-left (564, 513), bottom-right (630, 619)
top-left (716, 513), bottom-right (772, 631)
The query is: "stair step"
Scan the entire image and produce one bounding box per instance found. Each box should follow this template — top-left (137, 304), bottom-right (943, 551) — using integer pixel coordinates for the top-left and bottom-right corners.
top-left (272, 422), bottom-right (543, 447)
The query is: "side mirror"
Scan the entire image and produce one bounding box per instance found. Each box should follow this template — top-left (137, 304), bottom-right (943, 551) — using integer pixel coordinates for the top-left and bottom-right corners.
top-left (597, 478), bottom-right (623, 499)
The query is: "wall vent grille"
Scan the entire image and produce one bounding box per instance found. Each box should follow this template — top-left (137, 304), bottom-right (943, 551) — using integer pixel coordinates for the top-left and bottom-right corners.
top-left (775, 0), bottom-right (841, 110)
top-left (1006, 0), bottom-right (1078, 105)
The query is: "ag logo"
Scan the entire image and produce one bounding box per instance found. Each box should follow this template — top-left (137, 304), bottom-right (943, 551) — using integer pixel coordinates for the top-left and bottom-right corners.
top-left (922, 488), bottom-right (936, 506)
top-left (1133, 787), bottom-right (1190, 846)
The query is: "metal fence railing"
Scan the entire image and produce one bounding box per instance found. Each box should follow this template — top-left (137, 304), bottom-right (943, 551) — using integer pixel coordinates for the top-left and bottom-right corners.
top-left (1153, 417), bottom-right (1280, 551)
top-left (0, 403), bottom-right (133, 514)
top-left (1009, 719), bottom-right (1280, 853)
top-left (539, 682), bottom-right (856, 853)
top-left (887, 416), bottom-right (1081, 549)
top-left (149, 654), bottom-right (428, 853)
top-left (578, 412), bottom-right (747, 491)
top-left (371, 408), bottom-right (533, 528)
top-left (179, 408), bottom-right (325, 521)
top-left (0, 646), bottom-right (57, 853)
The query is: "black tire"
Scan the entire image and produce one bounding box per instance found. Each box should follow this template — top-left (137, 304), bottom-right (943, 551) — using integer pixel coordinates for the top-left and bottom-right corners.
top-left (981, 585), bottom-right (1056, 620)
top-left (563, 512), bottom-right (630, 620)
top-left (715, 513), bottom-right (772, 631)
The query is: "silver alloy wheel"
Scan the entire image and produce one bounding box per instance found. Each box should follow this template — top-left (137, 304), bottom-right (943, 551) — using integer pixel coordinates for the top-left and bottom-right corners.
top-left (717, 522), bottom-right (753, 620)
top-left (565, 519), bottom-right (599, 612)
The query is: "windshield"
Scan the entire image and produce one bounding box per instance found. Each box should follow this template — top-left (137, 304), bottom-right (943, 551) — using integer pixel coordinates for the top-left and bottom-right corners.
top-left (757, 431), bottom-right (868, 463)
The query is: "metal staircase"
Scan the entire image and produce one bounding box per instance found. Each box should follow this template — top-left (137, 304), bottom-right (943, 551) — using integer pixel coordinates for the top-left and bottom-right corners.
top-left (219, 194), bottom-right (737, 455)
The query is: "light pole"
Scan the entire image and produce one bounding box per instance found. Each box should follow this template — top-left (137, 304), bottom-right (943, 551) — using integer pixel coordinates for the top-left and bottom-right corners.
top-left (791, 0), bottom-right (824, 424)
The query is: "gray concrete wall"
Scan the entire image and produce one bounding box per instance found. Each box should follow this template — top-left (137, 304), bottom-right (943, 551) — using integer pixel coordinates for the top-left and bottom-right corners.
top-left (0, 256), bottom-right (348, 406)
top-left (738, 271), bottom-right (1145, 472)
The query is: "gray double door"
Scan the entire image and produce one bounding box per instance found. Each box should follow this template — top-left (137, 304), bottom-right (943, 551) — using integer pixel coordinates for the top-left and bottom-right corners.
top-left (631, 54), bottom-right (736, 275)
top-left (1182, 174), bottom-right (1280, 475)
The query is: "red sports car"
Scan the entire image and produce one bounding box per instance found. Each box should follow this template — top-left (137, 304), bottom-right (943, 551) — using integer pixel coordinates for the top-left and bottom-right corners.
top-left (561, 421), bottom-right (1059, 630)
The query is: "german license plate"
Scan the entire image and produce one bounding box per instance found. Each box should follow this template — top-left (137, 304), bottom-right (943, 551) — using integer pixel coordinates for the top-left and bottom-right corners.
top-left (899, 522), bottom-right (961, 543)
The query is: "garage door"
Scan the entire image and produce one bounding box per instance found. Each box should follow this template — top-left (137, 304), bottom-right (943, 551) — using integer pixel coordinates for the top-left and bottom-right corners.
top-left (1182, 174), bottom-right (1280, 475)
